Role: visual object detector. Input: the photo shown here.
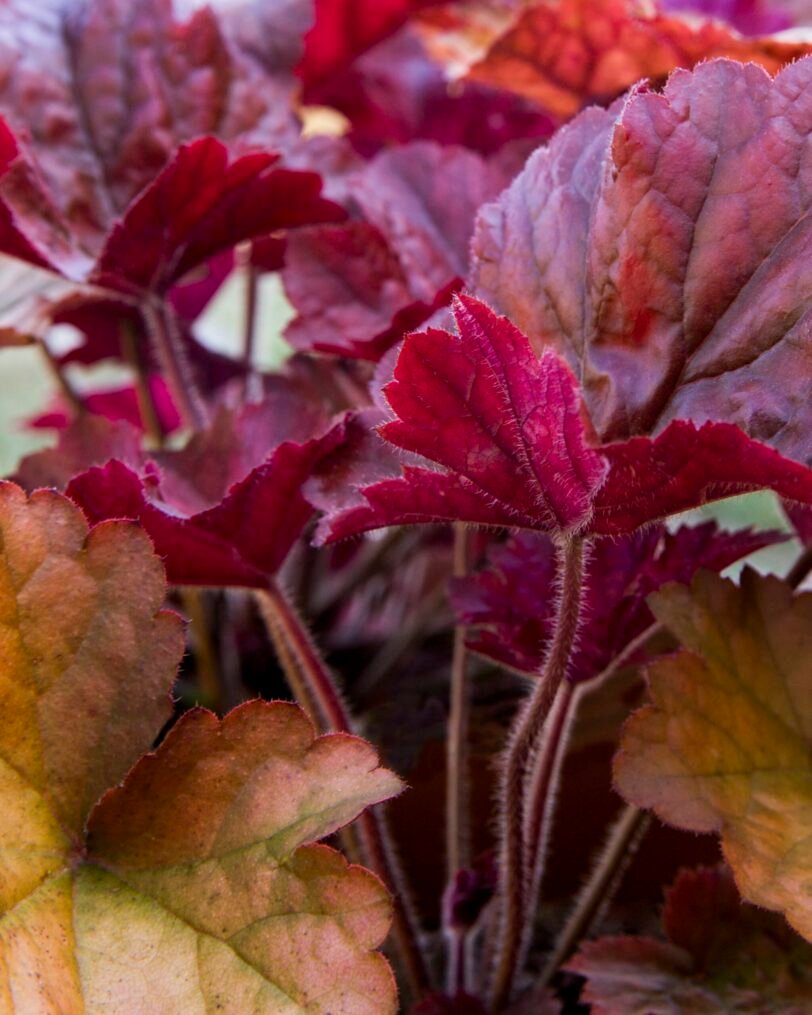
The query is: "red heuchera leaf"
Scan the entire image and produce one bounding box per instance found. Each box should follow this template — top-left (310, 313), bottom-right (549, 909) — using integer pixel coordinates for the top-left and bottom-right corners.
top-left (305, 408), bottom-right (420, 519)
top-left (93, 138), bottom-right (345, 295)
top-left (317, 296), bottom-right (812, 544)
top-left (0, 131), bottom-right (345, 295)
top-left (473, 58), bottom-right (812, 465)
top-left (318, 295), bottom-right (608, 541)
top-left (568, 865), bottom-right (812, 1013)
top-left (298, 0), bottom-right (450, 92)
top-left (0, 0), bottom-right (301, 230)
top-left (40, 397), bottom-right (347, 588)
top-left (465, 0), bottom-right (812, 120)
top-left (450, 522), bottom-right (784, 678)
top-left (282, 142), bottom-right (511, 360)
top-left (352, 143), bottom-right (507, 307)
top-left (591, 421), bottom-right (812, 535)
top-left (16, 415), bottom-right (144, 492)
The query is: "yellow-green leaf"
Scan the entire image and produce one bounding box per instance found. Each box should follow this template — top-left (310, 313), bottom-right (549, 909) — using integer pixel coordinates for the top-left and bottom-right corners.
top-left (0, 482), bottom-right (403, 1013)
top-left (614, 569), bottom-right (812, 941)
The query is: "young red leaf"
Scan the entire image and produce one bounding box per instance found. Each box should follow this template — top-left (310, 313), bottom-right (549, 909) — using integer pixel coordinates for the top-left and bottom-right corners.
top-left (473, 57), bottom-right (812, 465)
top-left (93, 138), bottom-right (345, 296)
top-left (465, 0), bottom-right (811, 120)
top-left (318, 295), bottom-right (608, 542)
top-left (591, 421), bottom-right (812, 535)
top-left (317, 296), bottom-right (812, 544)
top-left (451, 522), bottom-right (784, 677)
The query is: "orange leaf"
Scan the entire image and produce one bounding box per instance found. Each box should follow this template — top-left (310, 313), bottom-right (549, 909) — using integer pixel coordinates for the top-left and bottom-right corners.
top-left (0, 482), bottom-right (403, 1013)
top-left (614, 570), bottom-right (812, 942)
top-left (464, 0), bottom-right (812, 119)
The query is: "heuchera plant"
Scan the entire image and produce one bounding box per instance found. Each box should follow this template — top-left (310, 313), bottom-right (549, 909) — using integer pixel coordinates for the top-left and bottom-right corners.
top-left (1, 1), bottom-right (811, 1012)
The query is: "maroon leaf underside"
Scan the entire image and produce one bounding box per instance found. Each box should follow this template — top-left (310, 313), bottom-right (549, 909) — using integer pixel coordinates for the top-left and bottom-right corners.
top-left (282, 221), bottom-right (461, 360)
top-left (54, 398), bottom-right (348, 588)
top-left (451, 523), bottom-right (785, 679)
top-left (66, 434), bottom-right (344, 588)
top-left (568, 866), bottom-right (812, 1013)
top-left (282, 142), bottom-right (511, 361)
top-left (317, 297), bottom-right (812, 545)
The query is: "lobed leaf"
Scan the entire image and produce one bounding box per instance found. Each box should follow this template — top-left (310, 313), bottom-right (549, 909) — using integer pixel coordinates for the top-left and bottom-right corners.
top-left (282, 221), bottom-right (458, 361)
top-left (282, 141), bottom-right (514, 361)
top-left (568, 865), bottom-right (812, 1013)
top-left (0, 130), bottom-right (344, 295)
top-left (473, 57), bottom-right (812, 466)
top-left (465, 0), bottom-right (812, 120)
top-left (0, 482), bottom-right (402, 1013)
top-left (317, 296), bottom-right (812, 544)
top-left (614, 570), bottom-right (812, 941)
top-left (0, 0), bottom-right (301, 235)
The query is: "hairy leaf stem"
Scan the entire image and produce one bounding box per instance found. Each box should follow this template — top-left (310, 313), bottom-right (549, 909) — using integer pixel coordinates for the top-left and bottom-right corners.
top-left (38, 336), bottom-right (85, 417)
top-left (489, 535), bottom-right (586, 1010)
top-left (539, 804), bottom-right (650, 986)
top-left (256, 580), bottom-right (432, 1001)
top-left (447, 523), bottom-right (472, 882)
top-left (445, 524), bottom-right (473, 995)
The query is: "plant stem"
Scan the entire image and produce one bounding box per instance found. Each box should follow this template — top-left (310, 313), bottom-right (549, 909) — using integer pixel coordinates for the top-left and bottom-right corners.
top-left (180, 588), bottom-right (224, 711)
top-left (489, 536), bottom-right (586, 1010)
top-left (255, 580), bottom-right (432, 1001)
top-left (519, 680), bottom-right (577, 966)
top-left (241, 257), bottom-right (263, 403)
top-left (538, 804), bottom-right (650, 986)
top-left (444, 524), bottom-right (472, 996)
top-left (142, 298), bottom-right (209, 430)
top-left (258, 581), bottom-right (349, 731)
top-left (37, 338), bottom-right (85, 417)
top-left (119, 318), bottom-right (164, 446)
top-left (447, 523), bottom-right (472, 882)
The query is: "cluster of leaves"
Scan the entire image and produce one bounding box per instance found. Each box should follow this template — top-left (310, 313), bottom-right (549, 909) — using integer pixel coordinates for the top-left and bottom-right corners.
top-left (1, 0), bottom-right (812, 1012)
